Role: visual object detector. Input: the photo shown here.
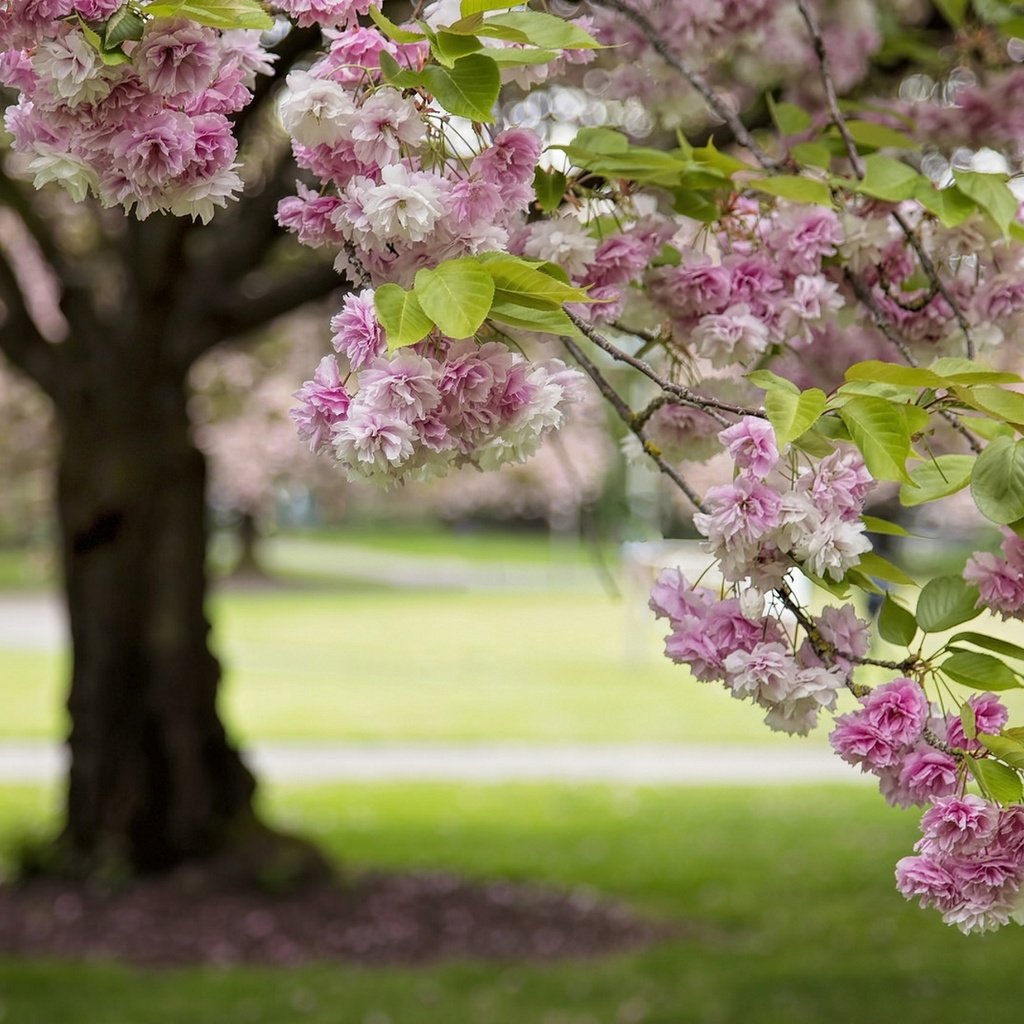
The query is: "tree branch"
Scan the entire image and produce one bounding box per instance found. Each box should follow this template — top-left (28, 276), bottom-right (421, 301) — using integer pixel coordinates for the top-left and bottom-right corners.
top-left (794, 0), bottom-right (975, 359)
top-left (561, 334), bottom-right (708, 513)
top-left (586, 0), bottom-right (779, 170)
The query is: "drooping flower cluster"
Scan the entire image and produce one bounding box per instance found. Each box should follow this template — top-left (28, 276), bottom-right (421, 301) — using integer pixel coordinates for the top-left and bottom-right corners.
top-left (1, 11), bottom-right (275, 220)
top-left (292, 323), bottom-right (584, 484)
top-left (964, 528), bottom-right (1024, 620)
top-left (692, 417), bottom-right (874, 589)
top-left (897, 796), bottom-right (1024, 934)
top-left (649, 568), bottom-right (849, 736)
top-left (829, 678), bottom-right (961, 809)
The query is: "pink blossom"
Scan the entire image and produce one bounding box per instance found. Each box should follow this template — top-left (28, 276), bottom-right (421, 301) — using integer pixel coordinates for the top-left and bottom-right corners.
top-left (692, 303), bottom-right (770, 367)
top-left (889, 748), bottom-right (958, 807)
top-left (134, 20), bottom-right (220, 99)
top-left (291, 355), bottom-right (351, 454)
top-left (471, 128), bottom-right (542, 192)
top-left (718, 416), bottom-right (778, 475)
top-left (919, 796), bottom-right (1001, 857)
top-left (861, 678), bottom-right (928, 748)
top-left (946, 693), bottom-right (1009, 752)
top-left (767, 207), bottom-right (843, 276)
top-left (648, 568), bottom-right (713, 622)
top-left (963, 551), bottom-right (1024, 619)
top-left (830, 717), bottom-right (898, 771)
top-left (329, 290), bottom-right (384, 370)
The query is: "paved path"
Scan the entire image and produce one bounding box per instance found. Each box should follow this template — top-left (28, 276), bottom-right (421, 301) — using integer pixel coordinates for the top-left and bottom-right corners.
top-left (0, 740), bottom-right (866, 785)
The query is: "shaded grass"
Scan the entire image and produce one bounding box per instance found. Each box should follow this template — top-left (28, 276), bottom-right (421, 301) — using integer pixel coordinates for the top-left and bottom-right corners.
top-left (0, 781), bottom-right (1023, 1022)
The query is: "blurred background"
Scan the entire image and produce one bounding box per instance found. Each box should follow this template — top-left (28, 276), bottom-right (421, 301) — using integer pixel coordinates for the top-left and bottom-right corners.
top-left (3, 308), bottom-right (1024, 1022)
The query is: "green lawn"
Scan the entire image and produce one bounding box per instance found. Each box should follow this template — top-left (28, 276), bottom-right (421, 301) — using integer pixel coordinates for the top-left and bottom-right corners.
top-left (0, 781), bottom-right (1022, 1023)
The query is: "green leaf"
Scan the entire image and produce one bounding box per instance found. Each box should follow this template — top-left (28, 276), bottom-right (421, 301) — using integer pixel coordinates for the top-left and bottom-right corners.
top-left (930, 357), bottom-right (1021, 384)
top-left (374, 284), bottom-right (434, 351)
top-left (487, 298), bottom-right (577, 336)
top-left (838, 395), bottom-right (919, 484)
top-left (967, 757), bottom-right (1023, 804)
top-left (942, 650), bottom-right (1022, 690)
top-left (791, 426), bottom-right (836, 458)
top-left (971, 435), bottom-right (1024, 525)
top-left (532, 167), bottom-right (567, 215)
top-left (934, 0), bottom-right (969, 26)
top-left (844, 360), bottom-right (944, 388)
top-left (842, 120), bottom-right (920, 151)
top-left (979, 732), bottom-right (1024, 771)
top-left (746, 369), bottom-right (798, 395)
top-left (961, 701), bottom-right (978, 740)
top-left (480, 255), bottom-right (589, 307)
top-left (748, 175), bottom-right (833, 207)
top-left (103, 5), bottom-right (145, 47)
top-left (368, 5), bottom-right (425, 43)
top-left (420, 53), bottom-right (500, 122)
top-left (858, 550), bottom-right (916, 587)
top-left (914, 182), bottom-right (978, 228)
top-left (845, 568), bottom-right (884, 596)
top-left (899, 454), bottom-right (975, 506)
top-left (430, 30), bottom-right (484, 66)
top-left (953, 170), bottom-right (1019, 237)
top-left (378, 50), bottom-right (423, 88)
top-left (142, 0), bottom-right (272, 29)
top-left (790, 142), bottom-right (833, 170)
top-left (916, 574), bottom-right (982, 632)
top-left (949, 632), bottom-right (1024, 661)
top-left (843, 154), bottom-right (923, 202)
top-left (460, 0), bottom-right (520, 14)
top-left (77, 19), bottom-right (131, 63)
top-left (414, 258), bottom-right (495, 340)
top-left (862, 515), bottom-right (911, 537)
top-left (767, 96), bottom-right (811, 135)
top-left (482, 46), bottom-right (559, 66)
top-left (878, 595), bottom-right (917, 645)
top-left (764, 387), bottom-right (826, 450)
top-left (960, 385), bottom-right (1024, 428)
top-left (481, 10), bottom-right (601, 49)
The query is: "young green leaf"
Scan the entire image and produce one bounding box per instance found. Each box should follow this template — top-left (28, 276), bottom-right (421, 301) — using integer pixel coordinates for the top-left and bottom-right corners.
top-left (843, 154), bottom-right (923, 201)
top-left (967, 757), bottom-right (1023, 804)
top-left (142, 0), bottom-right (273, 29)
top-left (979, 732), bottom-right (1024, 771)
top-left (414, 258), bottom-right (495, 339)
top-left (844, 360), bottom-right (944, 388)
top-left (488, 298), bottom-right (577, 336)
top-left (862, 515), bottom-right (912, 537)
top-left (948, 632), bottom-right (1024, 661)
top-left (878, 595), bottom-right (917, 646)
top-left (916, 574), bottom-right (982, 632)
top-left (748, 175), bottom-right (833, 207)
top-left (961, 701), bottom-right (978, 741)
top-left (767, 95), bottom-right (812, 135)
top-left (858, 551), bottom-right (916, 588)
top-left (899, 454), bottom-right (975, 507)
top-left (420, 53), bottom-right (501, 122)
top-left (842, 121), bottom-right (920, 151)
top-left (368, 5), bottom-right (425, 43)
top-left (374, 284), bottom-right (434, 351)
top-left (746, 369), bottom-right (799, 395)
top-left (481, 10), bottom-right (601, 49)
top-left (941, 650), bottom-right (1022, 691)
top-left (838, 396), bottom-right (919, 484)
top-left (481, 256), bottom-right (588, 307)
top-left (764, 387), bottom-right (826, 449)
top-left (953, 170), bottom-right (1019, 237)
top-left (971, 436), bottom-right (1024, 525)
top-left (532, 167), bottom-right (567, 215)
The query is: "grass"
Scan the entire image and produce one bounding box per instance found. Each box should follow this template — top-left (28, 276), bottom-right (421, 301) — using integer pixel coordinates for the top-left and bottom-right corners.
top-left (0, 586), bottom-right (805, 745)
top-left (1, 780), bottom-right (1023, 1023)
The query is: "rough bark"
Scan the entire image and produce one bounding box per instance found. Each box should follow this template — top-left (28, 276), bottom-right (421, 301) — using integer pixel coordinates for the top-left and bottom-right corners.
top-left (55, 368), bottom-right (257, 873)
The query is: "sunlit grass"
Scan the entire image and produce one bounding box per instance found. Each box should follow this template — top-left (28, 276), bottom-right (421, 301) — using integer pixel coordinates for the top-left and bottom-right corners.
top-left (0, 781), bottom-right (1022, 1023)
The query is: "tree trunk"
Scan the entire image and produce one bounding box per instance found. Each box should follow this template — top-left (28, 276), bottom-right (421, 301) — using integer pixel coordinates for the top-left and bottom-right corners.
top-left (55, 370), bottom-right (264, 875)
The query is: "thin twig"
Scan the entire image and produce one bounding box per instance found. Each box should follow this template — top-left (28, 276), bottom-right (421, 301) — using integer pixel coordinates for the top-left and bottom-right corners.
top-left (794, 0), bottom-right (975, 359)
top-left (566, 311), bottom-right (764, 423)
top-left (587, 0), bottom-right (779, 170)
top-left (561, 335), bottom-right (708, 513)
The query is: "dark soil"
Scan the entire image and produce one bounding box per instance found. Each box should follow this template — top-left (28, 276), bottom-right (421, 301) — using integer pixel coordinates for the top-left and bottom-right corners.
top-left (0, 870), bottom-right (678, 967)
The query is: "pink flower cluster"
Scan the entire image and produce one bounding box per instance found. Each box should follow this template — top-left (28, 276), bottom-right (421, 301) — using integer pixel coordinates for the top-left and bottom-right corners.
top-left (1, 12), bottom-right (275, 219)
top-left (830, 678), bottom-right (960, 809)
top-left (964, 529), bottom-right (1024, 620)
top-left (645, 204), bottom-right (845, 368)
top-left (897, 796), bottom-right (1024, 933)
top-left (692, 418), bottom-right (873, 589)
top-left (650, 568), bottom-right (848, 735)
top-left (292, 319), bottom-right (584, 484)
top-left (275, 22), bottom-right (543, 287)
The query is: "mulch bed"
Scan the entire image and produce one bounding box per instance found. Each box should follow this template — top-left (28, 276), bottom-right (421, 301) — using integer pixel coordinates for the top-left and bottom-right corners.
top-left (0, 871), bottom-right (679, 967)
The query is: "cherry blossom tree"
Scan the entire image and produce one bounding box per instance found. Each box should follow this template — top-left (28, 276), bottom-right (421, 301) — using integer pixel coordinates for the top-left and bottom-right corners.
top-left (10, 0), bottom-right (1024, 929)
